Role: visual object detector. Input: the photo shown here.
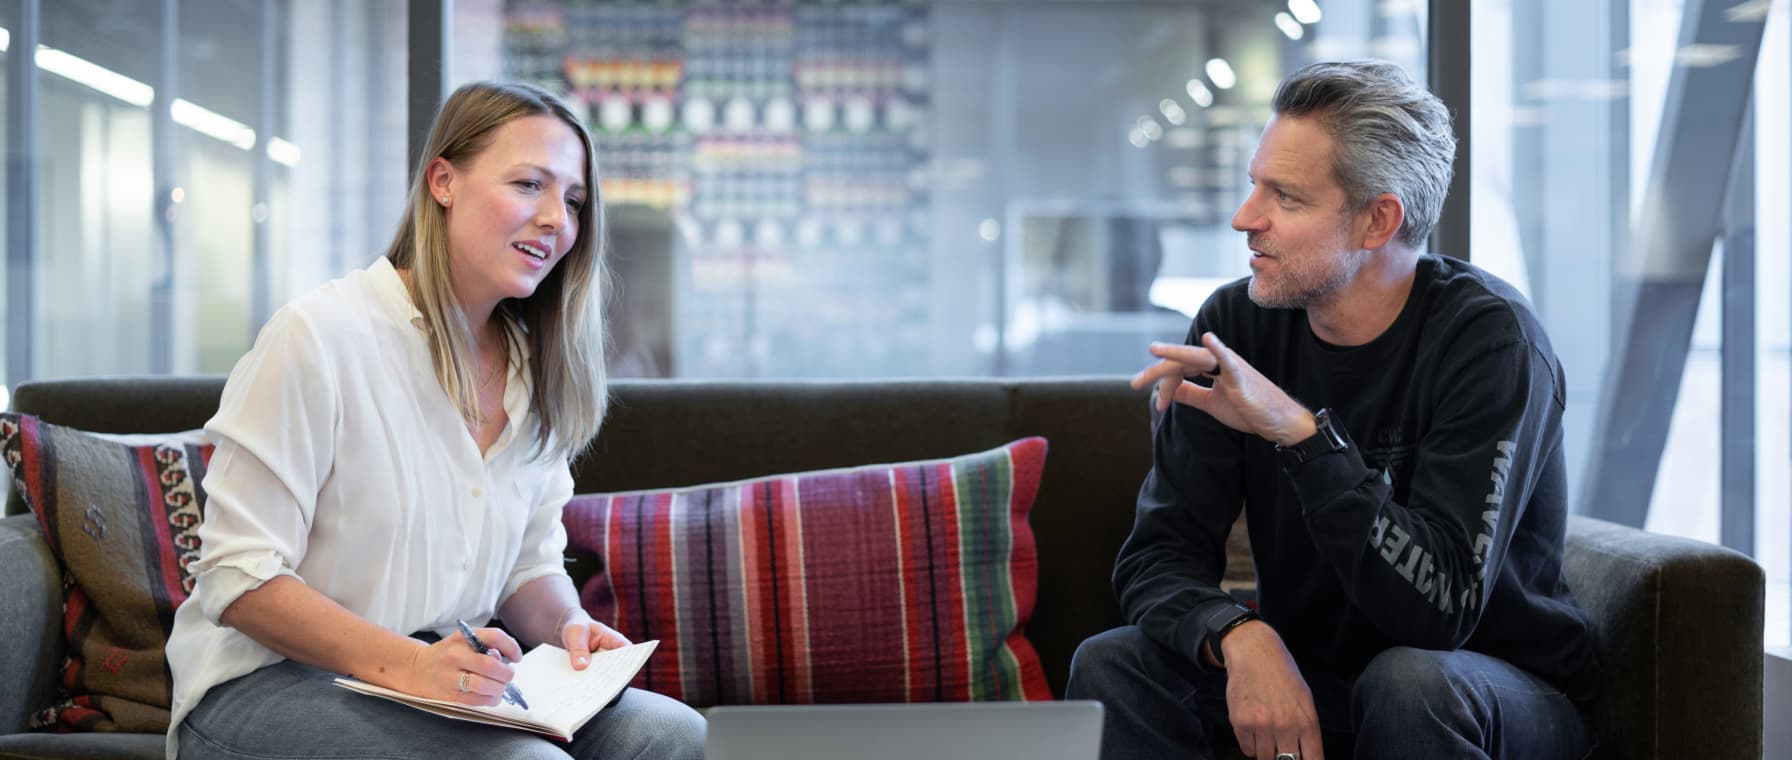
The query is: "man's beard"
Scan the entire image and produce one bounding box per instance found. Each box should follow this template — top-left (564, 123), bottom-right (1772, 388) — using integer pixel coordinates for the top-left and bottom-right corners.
top-left (1246, 234), bottom-right (1363, 310)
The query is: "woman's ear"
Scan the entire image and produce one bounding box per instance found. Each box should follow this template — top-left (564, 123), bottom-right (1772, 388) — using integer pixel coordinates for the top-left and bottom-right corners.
top-left (425, 157), bottom-right (456, 208)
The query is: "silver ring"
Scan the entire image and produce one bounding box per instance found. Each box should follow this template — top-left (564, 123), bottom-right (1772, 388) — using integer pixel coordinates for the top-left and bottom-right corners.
top-left (457, 671), bottom-right (471, 692)
top-left (1275, 753), bottom-right (1298, 760)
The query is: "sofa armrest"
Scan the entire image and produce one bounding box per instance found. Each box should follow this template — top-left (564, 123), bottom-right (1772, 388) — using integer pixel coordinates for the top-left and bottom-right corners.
top-left (1564, 515), bottom-right (1763, 759)
top-left (0, 513), bottom-right (63, 732)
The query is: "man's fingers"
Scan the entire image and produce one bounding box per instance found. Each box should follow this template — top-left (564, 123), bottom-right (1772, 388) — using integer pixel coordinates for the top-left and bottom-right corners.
top-left (1130, 358), bottom-right (1191, 390)
top-left (1201, 332), bottom-right (1243, 377)
top-left (1301, 725), bottom-right (1326, 760)
top-left (1234, 728), bottom-right (1258, 759)
top-left (1273, 729), bottom-right (1304, 760)
top-left (1170, 380), bottom-right (1211, 411)
top-left (1147, 342), bottom-right (1223, 376)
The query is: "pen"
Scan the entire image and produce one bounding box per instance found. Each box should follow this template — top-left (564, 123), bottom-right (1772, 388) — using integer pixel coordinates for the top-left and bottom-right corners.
top-left (455, 619), bottom-right (529, 710)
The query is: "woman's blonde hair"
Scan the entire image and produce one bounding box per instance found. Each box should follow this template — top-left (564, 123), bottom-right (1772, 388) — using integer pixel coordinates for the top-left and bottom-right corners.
top-left (384, 81), bottom-right (607, 462)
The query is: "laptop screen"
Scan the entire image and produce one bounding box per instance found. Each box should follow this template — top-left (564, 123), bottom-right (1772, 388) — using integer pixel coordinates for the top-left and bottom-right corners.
top-left (706, 701), bottom-right (1104, 760)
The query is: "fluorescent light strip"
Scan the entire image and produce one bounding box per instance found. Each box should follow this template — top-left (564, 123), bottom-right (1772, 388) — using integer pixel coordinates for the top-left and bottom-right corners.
top-left (173, 99), bottom-right (256, 149)
top-left (1289, 0), bottom-right (1324, 25)
top-left (1275, 12), bottom-right (1306, 40)
top-left (38, 47), bottom-right (155, 107)
top-left (0, 25), bottom-right (298, 165)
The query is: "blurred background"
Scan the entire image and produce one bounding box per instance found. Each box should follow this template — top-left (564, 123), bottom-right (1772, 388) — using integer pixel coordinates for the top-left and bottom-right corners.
top-left (0, 0), bottom-right (1784, 652)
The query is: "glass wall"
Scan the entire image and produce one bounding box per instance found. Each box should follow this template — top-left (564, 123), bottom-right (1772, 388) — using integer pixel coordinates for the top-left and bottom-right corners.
top-left (454, 0), bottom-right (1423, 379)
top-left (1472, 0), bottom-right (1789, 646)
top-left (9, 0), bottom-right (1779, 646)
top-left (0, 0), bottom-right (408, 389)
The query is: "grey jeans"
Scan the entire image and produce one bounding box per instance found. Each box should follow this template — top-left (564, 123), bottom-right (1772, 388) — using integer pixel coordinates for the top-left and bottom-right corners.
top-left (176, 659), bottom-right (706, 760)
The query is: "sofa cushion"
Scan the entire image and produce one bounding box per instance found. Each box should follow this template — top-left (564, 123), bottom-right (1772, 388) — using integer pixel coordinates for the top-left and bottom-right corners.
top-left (563, 437), bottom-right (1053, 707)
top-left (0, 414), bottom-right (211, 733)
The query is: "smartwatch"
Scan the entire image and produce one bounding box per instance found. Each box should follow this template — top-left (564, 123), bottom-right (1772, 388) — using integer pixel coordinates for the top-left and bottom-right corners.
top-left (1205, 604), bottom-right (1261, 666)
top-left (1274, 408), bottom-right (1349, 466)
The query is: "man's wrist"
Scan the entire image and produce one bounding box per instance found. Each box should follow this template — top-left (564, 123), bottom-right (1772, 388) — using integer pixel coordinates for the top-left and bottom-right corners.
top-left (1216, 618), bottom-right (1273, 668)
top-left (1272, 407), bottom-right (1317, 447)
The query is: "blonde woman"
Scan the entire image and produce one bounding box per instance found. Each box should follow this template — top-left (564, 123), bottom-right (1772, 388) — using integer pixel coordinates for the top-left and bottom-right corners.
top-left (165, 82), bottom-right (704, 759)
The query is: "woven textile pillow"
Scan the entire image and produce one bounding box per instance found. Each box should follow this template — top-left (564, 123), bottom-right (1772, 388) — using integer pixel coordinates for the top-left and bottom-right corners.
top-left (0, 413), bottom-right (211, 733)
top-left (563, 437), bottom-right (1053, 707)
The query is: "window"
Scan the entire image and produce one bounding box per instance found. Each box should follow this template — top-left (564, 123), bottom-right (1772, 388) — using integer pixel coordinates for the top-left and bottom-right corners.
top-left (455, 0), bottom-right (1423, 378)
top-left (1472, 0), bottom-right (1789, 646)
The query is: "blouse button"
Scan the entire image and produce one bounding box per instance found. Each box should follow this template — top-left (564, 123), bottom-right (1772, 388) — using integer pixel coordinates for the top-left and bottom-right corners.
top-left (471, 487), bottom-right (483, 498)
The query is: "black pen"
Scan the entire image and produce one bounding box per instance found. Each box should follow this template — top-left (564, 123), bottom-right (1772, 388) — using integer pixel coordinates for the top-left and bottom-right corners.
top-left (455, 619), bottom-right (529, 710)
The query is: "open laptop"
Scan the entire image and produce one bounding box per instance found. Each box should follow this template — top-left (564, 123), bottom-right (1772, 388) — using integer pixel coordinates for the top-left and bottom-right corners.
top-left (706, 701), bottom-right (1104, 760)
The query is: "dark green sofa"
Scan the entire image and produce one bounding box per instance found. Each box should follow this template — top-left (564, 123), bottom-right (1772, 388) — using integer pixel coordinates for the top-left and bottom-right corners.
top-left (0, 376), bottom-right (1764, 759)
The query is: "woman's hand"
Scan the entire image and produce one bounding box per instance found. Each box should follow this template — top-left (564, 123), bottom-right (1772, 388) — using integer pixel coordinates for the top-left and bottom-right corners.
top-left (407, 626), bottom-right (523, 706)
top-left (557, 608), bottom-right (632, 670)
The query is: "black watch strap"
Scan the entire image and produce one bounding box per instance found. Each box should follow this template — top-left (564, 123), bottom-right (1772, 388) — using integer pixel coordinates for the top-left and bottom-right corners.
top-left (1275, 408), bottom-right (1349, 466)
top-left (1206, 605), bottom-right (1261, 666)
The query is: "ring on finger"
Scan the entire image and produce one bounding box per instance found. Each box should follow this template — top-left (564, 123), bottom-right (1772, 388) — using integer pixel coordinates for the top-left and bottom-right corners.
top-left (1275, 753), bottom-right (1298, 760)
top-left (457, 671), bottom-right (471, 692)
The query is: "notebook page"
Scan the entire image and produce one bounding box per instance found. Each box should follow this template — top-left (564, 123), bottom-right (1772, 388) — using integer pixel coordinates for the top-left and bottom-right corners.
top-left (508, 640), bottom-right (660, 731)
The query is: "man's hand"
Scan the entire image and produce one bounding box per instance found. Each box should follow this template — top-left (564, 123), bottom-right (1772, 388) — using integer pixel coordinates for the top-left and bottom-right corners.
top-left (1220, 621), bottom-right (1324, 760)
top-left (1131, 332), bottom-right (1316, 446)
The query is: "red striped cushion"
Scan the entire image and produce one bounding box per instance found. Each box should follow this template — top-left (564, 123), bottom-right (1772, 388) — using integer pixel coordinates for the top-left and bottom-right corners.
top-left (563, 437), bottom-right (1052, 706)
top-left (0, 414), bottom-right (212, 733)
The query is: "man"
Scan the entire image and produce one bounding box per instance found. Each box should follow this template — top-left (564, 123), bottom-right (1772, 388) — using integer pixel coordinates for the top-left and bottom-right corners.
top-left (1064, 60), bottom-right (1598, 760)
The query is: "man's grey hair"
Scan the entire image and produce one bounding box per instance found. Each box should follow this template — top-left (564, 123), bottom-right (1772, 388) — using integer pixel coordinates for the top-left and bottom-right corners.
top-left (1271, 60), bottom-right (1456, 248)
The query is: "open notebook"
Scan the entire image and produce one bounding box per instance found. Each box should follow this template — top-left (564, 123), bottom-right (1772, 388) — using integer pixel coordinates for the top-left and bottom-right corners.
top-left (334, 640), bottom-right (658, 741)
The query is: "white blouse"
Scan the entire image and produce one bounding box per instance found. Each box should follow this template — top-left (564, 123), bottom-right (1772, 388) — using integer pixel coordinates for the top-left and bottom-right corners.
top-left (165, 256), bottom-right (575, 758)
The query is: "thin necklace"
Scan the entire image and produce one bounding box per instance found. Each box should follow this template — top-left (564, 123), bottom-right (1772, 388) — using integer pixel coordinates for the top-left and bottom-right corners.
top-left (478, 351), bottom-right (505, 391)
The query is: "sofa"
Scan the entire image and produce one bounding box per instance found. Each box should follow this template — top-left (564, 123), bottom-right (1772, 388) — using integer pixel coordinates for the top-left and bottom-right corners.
top-left (0, 375), bottom-right (1765, 759)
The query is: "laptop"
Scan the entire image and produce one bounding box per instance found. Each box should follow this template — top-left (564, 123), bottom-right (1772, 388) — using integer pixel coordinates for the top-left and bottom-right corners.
top-left (705, 701), bottom-right (1104, 760)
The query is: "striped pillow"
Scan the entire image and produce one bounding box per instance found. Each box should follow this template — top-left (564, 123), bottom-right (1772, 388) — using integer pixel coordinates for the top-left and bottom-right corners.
top-left (0, 414), bottom-right (212, 733)
top-left (562, 438), bottom-right (1052, 707)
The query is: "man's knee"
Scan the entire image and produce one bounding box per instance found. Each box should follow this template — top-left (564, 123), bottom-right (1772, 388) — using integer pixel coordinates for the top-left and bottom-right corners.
top-left (1066, 626), bottom-right (1162, 697)
top-left (1353, 647), bottom-right (1475, 733)
top-left (1358, 647), bottom-right (1459, 702)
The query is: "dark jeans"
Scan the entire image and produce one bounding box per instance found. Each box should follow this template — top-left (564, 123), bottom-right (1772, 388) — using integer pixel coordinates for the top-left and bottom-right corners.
top-left (177, 659), bottom-right (705, 760)
top-left (1064, 626), bottom-right (1593, 760)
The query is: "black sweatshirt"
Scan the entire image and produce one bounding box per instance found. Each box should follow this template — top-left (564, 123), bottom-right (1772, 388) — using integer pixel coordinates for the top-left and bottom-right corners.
top-left (1114, 254), bottom-right (1598, 701)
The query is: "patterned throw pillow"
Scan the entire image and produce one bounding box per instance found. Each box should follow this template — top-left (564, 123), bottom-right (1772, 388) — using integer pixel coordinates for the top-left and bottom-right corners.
top-left (563, 438), bottom-right (1053, 707)
top-left (0, 413), bottom-right (211, 733)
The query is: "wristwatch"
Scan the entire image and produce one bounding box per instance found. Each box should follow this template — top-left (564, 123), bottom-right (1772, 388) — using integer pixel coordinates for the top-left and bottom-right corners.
top-left (1206, 603), bottom-right (1261, 666)
top-left (1274, 408), bottom-right (1349, 466)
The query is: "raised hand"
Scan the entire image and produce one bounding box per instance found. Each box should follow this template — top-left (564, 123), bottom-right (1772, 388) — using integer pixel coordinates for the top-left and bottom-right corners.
top-left (1130, 332), bottom-right (1316, 446)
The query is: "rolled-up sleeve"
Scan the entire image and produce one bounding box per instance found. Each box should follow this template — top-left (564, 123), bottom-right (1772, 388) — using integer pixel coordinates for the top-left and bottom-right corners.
top-left (500, 459), bottom-right (574, 604)
top-left (190, 309), bottom-right (338, 624)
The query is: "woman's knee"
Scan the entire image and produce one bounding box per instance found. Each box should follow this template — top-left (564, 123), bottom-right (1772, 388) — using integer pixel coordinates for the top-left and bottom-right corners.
top-left (575, 689), bottom-right (706, 760)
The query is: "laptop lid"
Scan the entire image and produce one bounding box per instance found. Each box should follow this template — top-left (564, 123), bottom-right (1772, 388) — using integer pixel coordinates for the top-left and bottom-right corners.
top-left (705, 701), bottom-right (1104, 760)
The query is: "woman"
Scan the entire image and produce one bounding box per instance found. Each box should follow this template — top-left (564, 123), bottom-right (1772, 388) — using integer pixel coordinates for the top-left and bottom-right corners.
top-left (165, 82), bottom-right (705, 759)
